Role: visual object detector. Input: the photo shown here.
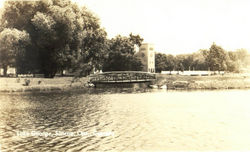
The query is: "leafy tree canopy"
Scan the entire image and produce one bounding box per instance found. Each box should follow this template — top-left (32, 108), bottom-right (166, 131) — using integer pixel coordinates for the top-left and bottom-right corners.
top-left (155, 53), bottom-right (176, 73)
top-left (0, 28), bottom-right (30, 76)
top-left (0, 0), bottom-right (107, 77)
top-left (103, 34), bottom-right (144, 71)
top-left (206, 43), bottom-right (228, 71)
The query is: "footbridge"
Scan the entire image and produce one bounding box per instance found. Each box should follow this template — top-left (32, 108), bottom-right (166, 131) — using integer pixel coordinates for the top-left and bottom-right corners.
top-left (89, 71), bottom-right (156, 85)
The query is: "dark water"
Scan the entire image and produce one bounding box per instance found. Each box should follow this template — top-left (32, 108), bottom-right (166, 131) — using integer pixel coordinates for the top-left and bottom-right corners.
top-left (1, 89), bottom-right (250, 151)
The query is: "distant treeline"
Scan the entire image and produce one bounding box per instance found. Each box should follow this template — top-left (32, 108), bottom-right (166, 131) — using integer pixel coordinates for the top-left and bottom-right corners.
top-left (0, 0), bottom-right (144, 78)
top-left (156, 43), bottom-right (250, 73)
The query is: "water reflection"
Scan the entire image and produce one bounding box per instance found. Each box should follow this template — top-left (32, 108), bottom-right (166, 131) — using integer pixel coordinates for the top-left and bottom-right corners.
top-left (1, 89), bottom-right (250, 151)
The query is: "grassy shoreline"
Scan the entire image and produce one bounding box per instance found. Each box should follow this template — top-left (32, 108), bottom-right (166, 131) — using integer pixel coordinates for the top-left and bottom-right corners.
top-left (1, 73), bottom-right (250, 92)
top-left (154, 73), bottom-right (250, 90)
top-left (0, 77), bottom-right (89, 92)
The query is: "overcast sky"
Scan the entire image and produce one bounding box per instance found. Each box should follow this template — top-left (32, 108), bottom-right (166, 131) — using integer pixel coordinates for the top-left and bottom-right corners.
top-left (1, 0), bottom-right (250, 54)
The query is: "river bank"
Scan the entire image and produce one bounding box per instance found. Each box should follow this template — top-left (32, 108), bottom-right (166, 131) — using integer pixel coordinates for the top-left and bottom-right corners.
top-left (0, 77), bottom-right (89, 92)
top-left (1, 73), bottom-right (250, 92)
top-left (154, 73), bottom-right (250, 90)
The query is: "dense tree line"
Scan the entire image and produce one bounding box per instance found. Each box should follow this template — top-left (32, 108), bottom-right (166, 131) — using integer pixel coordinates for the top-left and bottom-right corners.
top-left (156, 43), bottom-right (249, 73)
top-left (0, 0), bottom-right (143, 77)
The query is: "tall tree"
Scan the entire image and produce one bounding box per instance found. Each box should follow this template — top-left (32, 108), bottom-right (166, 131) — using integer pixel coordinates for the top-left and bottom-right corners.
top-left (206, 43), bottom-right (228, 71)
top-left (69, 7), bottom-right (109, 76)
top-left (155, 53), bottom-right (176, 73)
top-left (0, 28), bottom-right (30, 76)
top-left (129, 33), bottom-right (144, 47)
top-left (226, 51), bottom-right (240, 72)
top-left (165, 55), bottom-right (176, 73)
top-left (155, 53), bottom-right (168, 73)
top-left (103, 34), bottom-right (143, 71)
top-left (192, 50), bottom-right (208, 70)
top-left (177, 54), bottom-right (193, 71)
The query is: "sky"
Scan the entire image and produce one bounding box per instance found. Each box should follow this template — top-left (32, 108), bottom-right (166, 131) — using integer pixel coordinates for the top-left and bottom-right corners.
top-left (1, 0), bottom-right (250, 54)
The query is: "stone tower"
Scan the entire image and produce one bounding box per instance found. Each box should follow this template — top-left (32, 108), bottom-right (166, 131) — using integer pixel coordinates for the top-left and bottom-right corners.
top-left (136, 43), bottom-right (155, 73)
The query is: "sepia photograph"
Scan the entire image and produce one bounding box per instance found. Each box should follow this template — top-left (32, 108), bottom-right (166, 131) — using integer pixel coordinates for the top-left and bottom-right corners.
top-left (0, 0), bottom-right (250, 151)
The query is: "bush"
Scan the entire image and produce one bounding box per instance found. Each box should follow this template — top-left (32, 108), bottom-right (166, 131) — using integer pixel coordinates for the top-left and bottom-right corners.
top-left (23, 79), bottom-right (30, 86)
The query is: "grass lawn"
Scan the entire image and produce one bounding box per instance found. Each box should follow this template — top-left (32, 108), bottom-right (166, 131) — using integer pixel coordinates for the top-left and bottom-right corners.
top-left (0, 77), bottom-right (88, 92)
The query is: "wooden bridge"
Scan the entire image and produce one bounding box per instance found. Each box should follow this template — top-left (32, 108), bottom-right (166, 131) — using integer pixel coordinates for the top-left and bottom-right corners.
top-left (89, 71), bottom-right (156, 85)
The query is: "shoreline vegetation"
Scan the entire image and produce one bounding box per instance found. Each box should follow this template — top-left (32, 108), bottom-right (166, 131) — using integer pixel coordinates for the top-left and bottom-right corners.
top-left (154, 73), bottom-right (250, 90)
top-left (1, 73), bottom-right (250, 92)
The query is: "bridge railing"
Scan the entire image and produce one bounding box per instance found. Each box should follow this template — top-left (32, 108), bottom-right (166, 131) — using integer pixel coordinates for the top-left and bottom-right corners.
top-left (89, 71), bottom-right (156, 83)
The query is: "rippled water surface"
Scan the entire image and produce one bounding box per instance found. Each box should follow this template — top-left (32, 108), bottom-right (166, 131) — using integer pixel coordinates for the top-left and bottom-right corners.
top-left (1, 89), bottom-right (250, 151)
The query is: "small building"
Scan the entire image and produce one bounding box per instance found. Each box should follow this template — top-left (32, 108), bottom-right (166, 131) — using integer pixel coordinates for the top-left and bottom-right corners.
top-left (136, 43), bottom-right (155, 73)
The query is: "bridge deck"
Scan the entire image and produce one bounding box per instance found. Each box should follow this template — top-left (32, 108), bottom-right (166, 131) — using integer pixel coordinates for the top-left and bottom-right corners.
top-left (92, 79), bottom-right (154, 84)
top-left (89, 71), bottom-right (156, 84)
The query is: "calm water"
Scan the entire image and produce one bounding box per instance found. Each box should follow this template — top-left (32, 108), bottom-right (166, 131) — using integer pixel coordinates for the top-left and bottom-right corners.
top-left (0, 89), bottom-right (250, 151)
